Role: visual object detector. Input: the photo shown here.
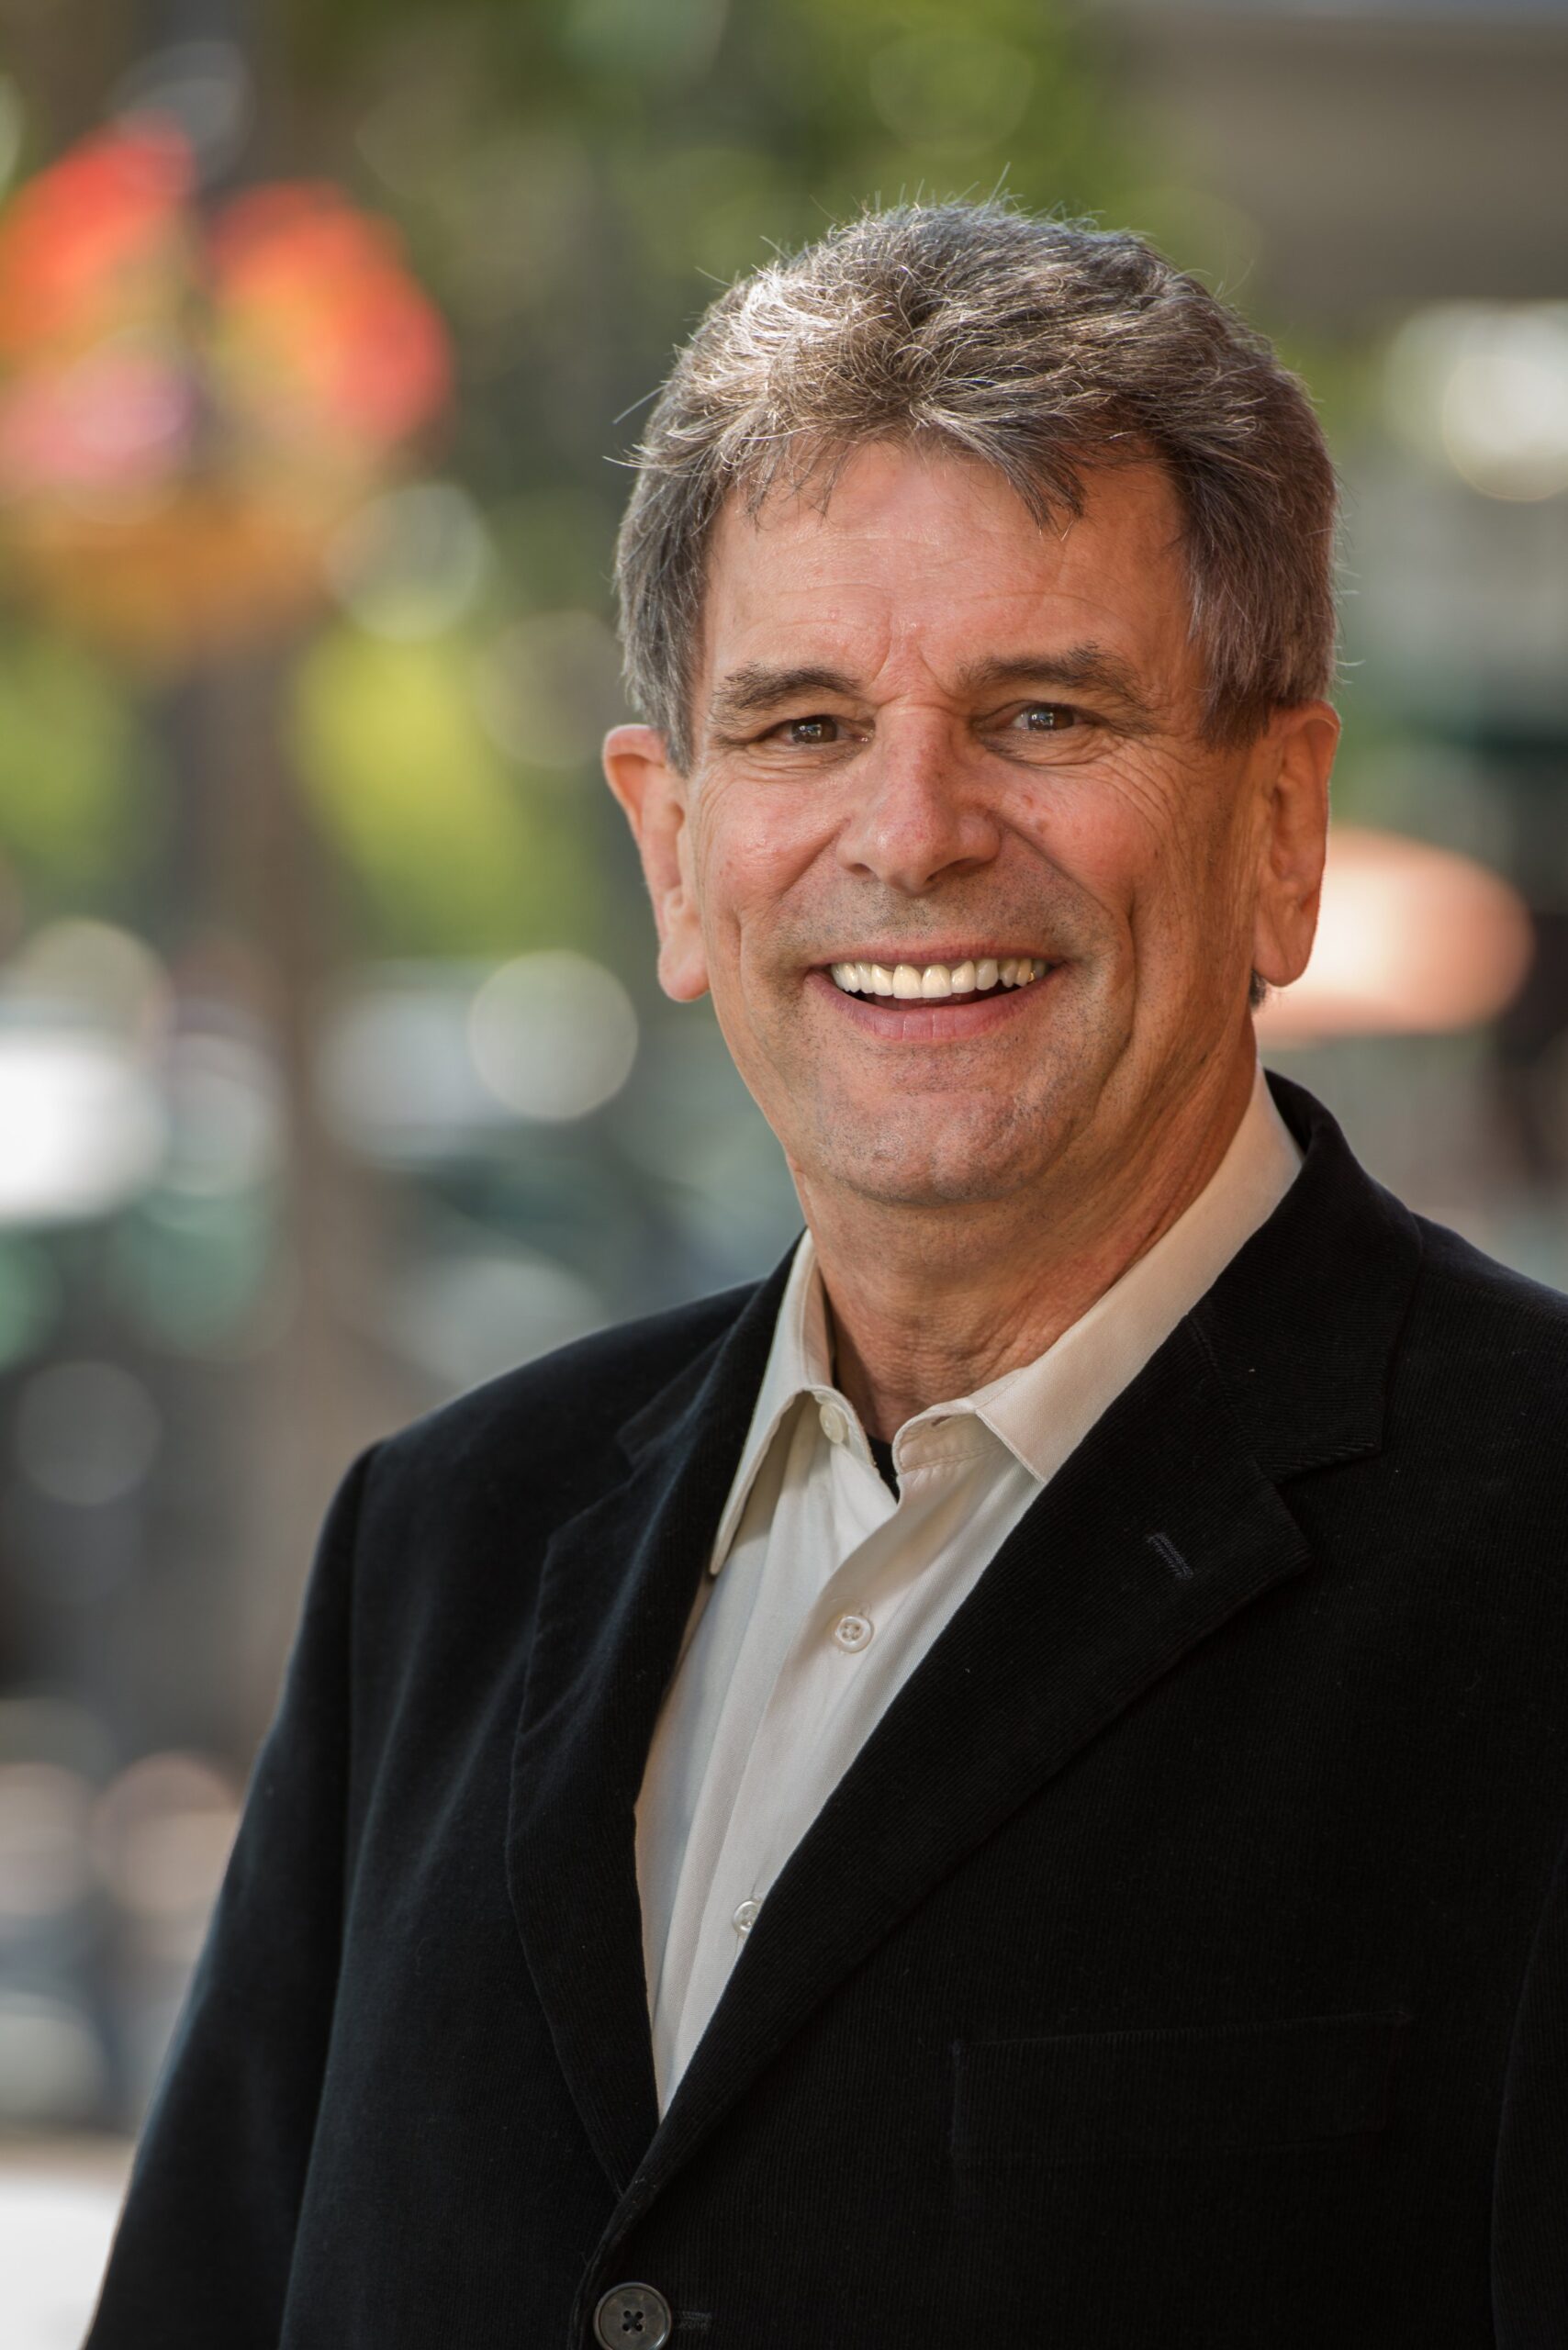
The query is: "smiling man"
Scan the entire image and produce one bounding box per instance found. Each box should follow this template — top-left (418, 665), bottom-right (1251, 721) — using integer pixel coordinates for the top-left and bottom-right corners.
top-left (604, 440), bottom-right (1328, 1441)
top-left (86, 203), bottom-right (1568, 2350)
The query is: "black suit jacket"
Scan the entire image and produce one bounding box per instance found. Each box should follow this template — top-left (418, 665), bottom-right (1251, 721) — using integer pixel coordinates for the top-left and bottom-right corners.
top-left (85, 1075), bottom-right (1568, 2348)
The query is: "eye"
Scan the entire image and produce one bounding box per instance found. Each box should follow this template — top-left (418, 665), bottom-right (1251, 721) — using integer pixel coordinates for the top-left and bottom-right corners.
top-left (772, 713), bottom-right (846, 746)
top-left (1013, 702), bottom-right (1080, 733)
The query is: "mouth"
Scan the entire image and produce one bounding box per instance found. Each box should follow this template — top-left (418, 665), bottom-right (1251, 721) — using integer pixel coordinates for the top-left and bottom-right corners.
top-left (827, 954), bottom-right (1050, 1002)
top-left (810, 952), bottom-right (1061, 1040)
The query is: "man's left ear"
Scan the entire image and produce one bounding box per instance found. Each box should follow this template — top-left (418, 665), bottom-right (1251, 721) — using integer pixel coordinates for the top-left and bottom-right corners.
top-left (601, 723), bottom-right (711, 1003)
top-left (1249, 699), bottom-right (1339, 990)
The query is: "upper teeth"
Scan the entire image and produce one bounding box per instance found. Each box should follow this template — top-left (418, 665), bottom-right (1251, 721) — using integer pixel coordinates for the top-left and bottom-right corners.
top-left (829, 957), bottom-right (1049, 999)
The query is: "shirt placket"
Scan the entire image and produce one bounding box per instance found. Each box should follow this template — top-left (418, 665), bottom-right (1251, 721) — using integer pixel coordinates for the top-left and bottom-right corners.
top-left (692, 1429), bottom-right (975, 1993)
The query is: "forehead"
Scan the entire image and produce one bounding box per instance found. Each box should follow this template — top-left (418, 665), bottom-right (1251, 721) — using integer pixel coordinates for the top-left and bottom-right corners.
top-left (699, 441), bottom-right (1194, 699)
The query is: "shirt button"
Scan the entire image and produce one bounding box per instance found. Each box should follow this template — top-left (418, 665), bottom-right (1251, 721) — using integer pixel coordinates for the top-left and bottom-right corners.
top-left (594, 2283), bottom-right (672, 2347)
top-left (833, 1611), bottom-right (873, 1651)
top-left (733, 1897), bottom-right (761, 1936)
top-left (818, 1399), bottom-right (849, 1445)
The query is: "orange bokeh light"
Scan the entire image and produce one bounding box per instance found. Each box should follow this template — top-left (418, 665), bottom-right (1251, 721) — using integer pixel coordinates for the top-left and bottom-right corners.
top-left (209, 184), bottom-right (452, 462)
top-left (1258, 826), bottom-right (1533, 1044)
top-left (0, 123), bottom-right (192, 362)
top-left (0, 120), bottom-right (454, 659)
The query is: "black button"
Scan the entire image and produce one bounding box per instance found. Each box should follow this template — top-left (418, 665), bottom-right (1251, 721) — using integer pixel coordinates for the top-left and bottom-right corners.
top-left (593, 2282), bottom-right (672, 2348)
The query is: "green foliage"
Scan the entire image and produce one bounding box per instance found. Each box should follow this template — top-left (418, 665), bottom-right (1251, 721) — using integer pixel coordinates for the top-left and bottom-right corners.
top-left (289, 625), bottom-right (599, 957)
top-left (305, 0), bottom-right (1128, 508)
top-left (0, 2), bottom-right (1147, 964)
top-left (0, 631), bottom-right (157, 900)
top-left (264, 0), bottom-right (1137, 956)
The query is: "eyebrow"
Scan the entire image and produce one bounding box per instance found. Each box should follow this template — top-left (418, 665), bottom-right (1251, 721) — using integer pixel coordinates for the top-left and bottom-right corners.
top-left (707, 664), bottom-right (860, 731)
top-left (955, 649), bottom-right (1157, 724)
top-left (705, 645), bottom-right (1159, 733)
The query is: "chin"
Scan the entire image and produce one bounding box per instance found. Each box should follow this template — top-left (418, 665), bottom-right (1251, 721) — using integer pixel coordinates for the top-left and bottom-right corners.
top-left (844, 1168), bottom-right (1037, 1211)
top-left (810, 1114), bottom-right (1071, 1212)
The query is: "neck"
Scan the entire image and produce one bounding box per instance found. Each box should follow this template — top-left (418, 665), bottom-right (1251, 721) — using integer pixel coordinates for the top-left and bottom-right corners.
top-left (798, 1041), bottom-right (1260, 1439)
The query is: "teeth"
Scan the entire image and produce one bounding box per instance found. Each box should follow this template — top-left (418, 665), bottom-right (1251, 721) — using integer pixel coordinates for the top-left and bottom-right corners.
top-left (828, 957), bottom-right (1050, 999)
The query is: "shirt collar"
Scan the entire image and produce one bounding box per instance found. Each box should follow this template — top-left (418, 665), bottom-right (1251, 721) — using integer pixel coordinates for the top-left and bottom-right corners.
top-left (708, 1059), bottom-right (1302, 1573)
top-left (707, 1222), bottom-right (841, 1573)
top-left (968, 1058), bottom-right (1301, 1483)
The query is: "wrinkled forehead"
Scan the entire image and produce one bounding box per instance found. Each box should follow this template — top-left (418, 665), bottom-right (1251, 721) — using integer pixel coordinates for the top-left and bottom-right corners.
top-left (694, 441), bottom-right (1198, 712)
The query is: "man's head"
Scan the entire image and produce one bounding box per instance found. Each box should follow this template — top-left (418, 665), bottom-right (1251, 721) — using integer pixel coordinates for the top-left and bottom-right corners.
top-left (602, 201), bottom-right (1338, 1227)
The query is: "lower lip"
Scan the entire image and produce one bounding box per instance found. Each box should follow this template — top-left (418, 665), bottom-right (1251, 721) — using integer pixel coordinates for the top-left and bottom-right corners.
top-left (807, 965), bottom-right (1061, 1041)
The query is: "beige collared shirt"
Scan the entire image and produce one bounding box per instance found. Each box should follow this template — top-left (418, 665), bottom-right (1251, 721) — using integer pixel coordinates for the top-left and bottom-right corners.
top-left (634, 1060), bottom-right (1302, 2112)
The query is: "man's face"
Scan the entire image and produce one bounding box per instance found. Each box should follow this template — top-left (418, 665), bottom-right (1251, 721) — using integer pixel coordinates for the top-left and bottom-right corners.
top-left (606, 442), bottom-right (1331, 1216)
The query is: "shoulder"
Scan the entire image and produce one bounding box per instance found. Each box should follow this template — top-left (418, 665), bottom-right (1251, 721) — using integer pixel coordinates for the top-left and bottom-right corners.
top-left (329, 1275), bottom-right (765, 1657)
top-left (1394, 1213), bottom-right (1568, 1469)
top-left (364, 1276), bottom-right (760, 1500)
top-left (1409, 1213), bottom-right (1568, 1358)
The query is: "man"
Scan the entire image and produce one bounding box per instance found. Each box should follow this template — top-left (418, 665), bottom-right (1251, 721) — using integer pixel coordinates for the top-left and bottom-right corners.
top-left (86, 202), bottom-right (1567, 2349)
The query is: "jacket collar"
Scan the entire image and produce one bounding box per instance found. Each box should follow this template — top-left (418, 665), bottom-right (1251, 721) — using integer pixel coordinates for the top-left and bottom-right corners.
top-left (1192, 1069), bottom-right (1419, 1480)
top-left (505, 1072), bottom-right (1422, 2239)
top-left (505, 1248), bottom-right (796, 2194)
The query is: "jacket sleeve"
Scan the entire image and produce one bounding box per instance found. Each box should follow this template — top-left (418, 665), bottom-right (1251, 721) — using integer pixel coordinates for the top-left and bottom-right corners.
top-left (84, 1440), bottom-right (379, 2350)
top-left (1493, 1813), bottom-right (1568, 2349)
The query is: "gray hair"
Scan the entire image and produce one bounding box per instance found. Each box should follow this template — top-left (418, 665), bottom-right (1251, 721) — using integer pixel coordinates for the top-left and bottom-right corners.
top-left (612, 198), bottom-right (1338, 773)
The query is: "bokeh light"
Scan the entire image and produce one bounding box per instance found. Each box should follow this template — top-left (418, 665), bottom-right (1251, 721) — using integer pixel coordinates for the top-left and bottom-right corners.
top-left (1386, 303), bottom-right (1568, 502)
top-left (0, 1996), bottom-right (106, 2127)
top-left (324, 482), bottom-right (491, 641)
top-left (158, 1030), bottom-right (286, 1200)
top-left (0, 1032), bottom-right (164, 1226)
top-left (386, 1248), bottom-right (607, 1390)
top-left (13, 1360), bottom-right (162, 1507)
top-left (315, 966), bottom-right (502, 1162)
top-left (92, 1752), bottom-right (240, 1957)
top-left (318, 953), bottom-right (642, 1158)
top-left (474, 610), bottom-right (625, 770)
top-left (0, 1762), bottom-right (95, 1935)
top-left (1259, 828), bottom-right (1534, 1046)
top-left (468, 951), bottom-right (639, 1123)
top-left (868, 31), bottom-right (1036, 151)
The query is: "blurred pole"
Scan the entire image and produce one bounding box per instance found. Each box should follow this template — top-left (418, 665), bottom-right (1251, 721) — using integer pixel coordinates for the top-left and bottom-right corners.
top-left (134, 0), bottom-right (399, 1745)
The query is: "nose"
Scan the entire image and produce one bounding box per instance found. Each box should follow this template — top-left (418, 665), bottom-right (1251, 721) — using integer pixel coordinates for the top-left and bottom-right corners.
top-left (835, 718), bottom-right (1002, 895)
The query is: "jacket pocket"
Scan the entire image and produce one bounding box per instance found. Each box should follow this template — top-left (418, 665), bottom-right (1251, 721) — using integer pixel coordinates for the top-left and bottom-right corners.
top-left (952, 2008), bottom-right (1414, 2168)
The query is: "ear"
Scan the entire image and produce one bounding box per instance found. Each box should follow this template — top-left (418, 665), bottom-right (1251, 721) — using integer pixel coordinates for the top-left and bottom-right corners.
top-left (601, 723), bottom-right (710, 1002)
top-left (1249, 699), bottom-right (1338, 990)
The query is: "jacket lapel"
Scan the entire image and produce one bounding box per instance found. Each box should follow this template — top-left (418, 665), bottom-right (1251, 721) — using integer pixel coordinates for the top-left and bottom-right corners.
top-left (504, 1254), bottom-right (794, 2196)
top-left (507, 1073), bottom-right (1424, 2221)
top-left (624, 1073), bottom-right (1424, 2201)
top-left (632, 1315), bottom-right (1312, 2194)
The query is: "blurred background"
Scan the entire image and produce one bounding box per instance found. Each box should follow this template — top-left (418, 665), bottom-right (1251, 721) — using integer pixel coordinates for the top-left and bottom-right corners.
top-left (0, 0), bottom-right (1565, 2336)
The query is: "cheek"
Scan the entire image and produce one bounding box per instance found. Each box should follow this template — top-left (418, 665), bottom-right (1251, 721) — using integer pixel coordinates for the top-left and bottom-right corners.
top-left (1015, 766), bottom-right (1171, 934)
top-left (1021, 758), bottom-right (1245, 979)
top-left (691, 786), bottom-right (826, 959)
